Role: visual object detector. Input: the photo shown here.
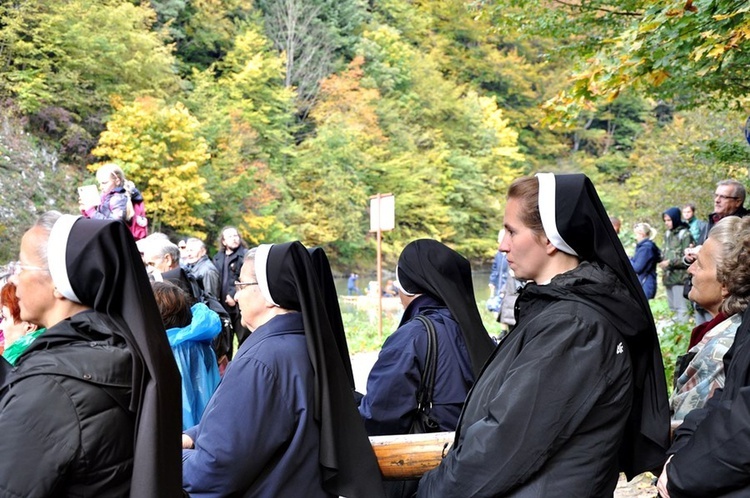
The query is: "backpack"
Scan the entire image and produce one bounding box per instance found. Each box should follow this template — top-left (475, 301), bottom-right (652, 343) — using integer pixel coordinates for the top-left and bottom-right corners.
top-left (128, 199), bottom-right (148, 240)
top-left (123, 181), bottom-right (148, 240)
top-left (185, 270), bottom-right (234, 359)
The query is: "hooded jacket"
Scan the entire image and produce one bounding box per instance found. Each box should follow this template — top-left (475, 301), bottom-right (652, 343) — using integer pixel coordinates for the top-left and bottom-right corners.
top-left (661, 207), bottom-right (693, 287)
top-left (418, 262), bottom-right (640, 497)
top-left (0, 311), bottom-right (135, 497)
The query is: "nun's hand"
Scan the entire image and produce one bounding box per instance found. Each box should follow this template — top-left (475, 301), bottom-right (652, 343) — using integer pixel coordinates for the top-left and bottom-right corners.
top-left (182, 434), bottom-right (195, 449)
top-left (656, 455), bottom-right (673, 498)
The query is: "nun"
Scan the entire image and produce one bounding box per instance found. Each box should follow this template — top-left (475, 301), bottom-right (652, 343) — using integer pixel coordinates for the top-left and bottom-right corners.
top-left (0, 211), bottom-right (182, 497)
top-left (182, 242), bottom-right (384, 497)
top-left (417, 173), bottom-right (670, 497)
top-left (358, 239), bottom-right (496, 436)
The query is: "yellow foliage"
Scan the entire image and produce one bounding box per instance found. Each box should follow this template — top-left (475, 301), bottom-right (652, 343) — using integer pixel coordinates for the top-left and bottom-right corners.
top-left (92, 96), bottom-right (211, 233)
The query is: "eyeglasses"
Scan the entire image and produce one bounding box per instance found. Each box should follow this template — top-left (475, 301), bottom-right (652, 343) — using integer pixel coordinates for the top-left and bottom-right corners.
top-left (714, 193), bottom-right (740, 201)
top-left (8, 261), bottom-right (49, 275)
top-left (234, 280), bottom-right (259, 292)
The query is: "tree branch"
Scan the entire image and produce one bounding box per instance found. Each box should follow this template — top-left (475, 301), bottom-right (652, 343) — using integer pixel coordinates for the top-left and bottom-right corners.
top-left (551, 0), bottom-right (643, 17)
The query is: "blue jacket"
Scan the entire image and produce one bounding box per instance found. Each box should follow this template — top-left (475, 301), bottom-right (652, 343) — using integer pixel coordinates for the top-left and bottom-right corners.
top-left (489, 250), bottom-right (509, 292)
top-left (358, 295), bottom-right (475, 436)
top-left (630, 238), bottom-right (660, 299)
top-left (167, 303), bottom-right (221, 429)
top-left (182, 313), bottom-right (333, 497)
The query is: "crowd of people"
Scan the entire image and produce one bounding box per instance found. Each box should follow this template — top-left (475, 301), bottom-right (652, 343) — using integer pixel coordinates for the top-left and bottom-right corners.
top-left (1, 169), bottom-right (750, 497)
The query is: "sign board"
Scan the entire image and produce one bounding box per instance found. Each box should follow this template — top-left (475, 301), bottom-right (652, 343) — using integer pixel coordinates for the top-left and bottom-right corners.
top-left (370, 194), bottom-right (395, 232)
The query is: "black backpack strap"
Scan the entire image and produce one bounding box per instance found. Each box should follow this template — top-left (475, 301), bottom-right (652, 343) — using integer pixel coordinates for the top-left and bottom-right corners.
top-left (414, 315), bottom-right (437, 414)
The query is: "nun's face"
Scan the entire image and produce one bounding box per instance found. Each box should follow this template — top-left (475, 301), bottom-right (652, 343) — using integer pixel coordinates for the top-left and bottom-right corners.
top-left (15, 227), bottom-right (56, 327)
top-left (501, 197), bottom-right (551, 283)
top-left (235, 260), bottom-right (268, 331)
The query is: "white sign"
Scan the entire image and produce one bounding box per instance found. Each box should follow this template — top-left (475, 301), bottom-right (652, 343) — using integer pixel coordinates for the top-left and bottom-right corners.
top-left (370, 194), bottom-right (395, 232)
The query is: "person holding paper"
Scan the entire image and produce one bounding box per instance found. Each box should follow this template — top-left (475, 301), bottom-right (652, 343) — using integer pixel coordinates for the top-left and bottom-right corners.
top-left (79, 162), bottom-right (130, 222)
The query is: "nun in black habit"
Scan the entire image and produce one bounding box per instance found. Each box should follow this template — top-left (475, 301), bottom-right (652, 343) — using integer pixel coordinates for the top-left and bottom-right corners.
top-left (183, 241), bottom-right (384, 497)
top-left (358, 239), bottom-right (496, 436)
top-left (417, 173), bottom-right (670, 497)
top-left (0, 212), bottom-right (182, 497)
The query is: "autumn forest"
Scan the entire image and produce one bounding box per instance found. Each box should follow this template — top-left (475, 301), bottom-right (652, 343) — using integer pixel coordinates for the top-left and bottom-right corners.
top-left (0, 0), bottom-right (748, 266)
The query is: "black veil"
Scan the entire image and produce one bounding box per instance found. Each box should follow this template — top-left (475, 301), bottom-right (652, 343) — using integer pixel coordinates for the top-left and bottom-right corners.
top-left (396, 239), bottom-right (496, 376)
top-left (537, 173), bottom-right (670, 477)
top-left (255, 242), bottom-right (384, 498)
top-left (47, 214), bottom-right (182, 497)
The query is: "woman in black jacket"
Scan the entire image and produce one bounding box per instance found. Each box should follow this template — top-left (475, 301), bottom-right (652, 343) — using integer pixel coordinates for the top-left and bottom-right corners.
top-left (417, 173), bottom-right (670, 497)
top-left (0, 212), bottom-right (181, 497)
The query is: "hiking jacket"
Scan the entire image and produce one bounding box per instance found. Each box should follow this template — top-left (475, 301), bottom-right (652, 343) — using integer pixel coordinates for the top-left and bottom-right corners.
top-left (418, 262), bottom-right (640, 497)
top-left (0, 311), bottom-right (134, 497)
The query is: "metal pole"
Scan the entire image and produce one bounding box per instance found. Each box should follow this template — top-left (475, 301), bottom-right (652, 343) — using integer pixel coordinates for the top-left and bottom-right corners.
top-left (377, 194), bottom-right (383, 340)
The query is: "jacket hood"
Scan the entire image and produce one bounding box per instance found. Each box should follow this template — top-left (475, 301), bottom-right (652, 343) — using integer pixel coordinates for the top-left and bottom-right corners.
top-left (520, 262), bottom-right (651, 338)
top-left (663, 207), bottom-right (688, 230)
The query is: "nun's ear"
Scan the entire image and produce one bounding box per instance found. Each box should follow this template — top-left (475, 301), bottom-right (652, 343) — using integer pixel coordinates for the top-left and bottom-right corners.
top-left (544, 235), bottom-right (558, 255)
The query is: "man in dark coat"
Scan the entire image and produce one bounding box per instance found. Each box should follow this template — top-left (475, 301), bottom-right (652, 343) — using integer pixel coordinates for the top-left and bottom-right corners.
top-left (0, 212), bottom-right (182, 497)
top-left (212, 226), bottom-right (249, 345)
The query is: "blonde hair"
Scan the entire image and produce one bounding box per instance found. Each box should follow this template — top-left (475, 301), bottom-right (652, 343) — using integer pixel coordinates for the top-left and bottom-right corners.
top-left (633, 222), bottom-right (656, 240)
top-left (96, 163), bottom-right (126, 187)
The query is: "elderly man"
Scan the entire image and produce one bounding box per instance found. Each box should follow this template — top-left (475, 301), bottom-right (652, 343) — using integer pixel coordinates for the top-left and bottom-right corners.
top-left (688, 180), bottom-right (748, 256)
top-left (139, 234), bottom-right (193, 294)
top-left (184, 237), bottom-right (221, 299)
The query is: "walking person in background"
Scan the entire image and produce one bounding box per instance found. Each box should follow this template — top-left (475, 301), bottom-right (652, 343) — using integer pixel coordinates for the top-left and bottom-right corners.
top-left (630, 222), bottom-right (661, 299)
top-left (347, 272), bottom-right (360, 295)
top-left (417, 173), bottom-right (670, 497)
top-left (659, 207), bottom-right (694, 324)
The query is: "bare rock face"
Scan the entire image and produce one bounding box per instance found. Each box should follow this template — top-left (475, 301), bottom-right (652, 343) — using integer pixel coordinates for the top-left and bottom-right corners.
top-left (0, 112), bottom-right (82, 262)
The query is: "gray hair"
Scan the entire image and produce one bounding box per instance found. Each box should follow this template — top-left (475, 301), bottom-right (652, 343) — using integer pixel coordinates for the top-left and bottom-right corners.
top-left (714, 217), bottom-right (750, 315)
top-left (31, 210), bottom-right (63, 269)
top-left (718, 179), bottom-right (746, 205)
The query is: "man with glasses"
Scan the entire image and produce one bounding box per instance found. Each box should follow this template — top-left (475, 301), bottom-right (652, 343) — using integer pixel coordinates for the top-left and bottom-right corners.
top-left (685, 180), bottom-right (748, 263)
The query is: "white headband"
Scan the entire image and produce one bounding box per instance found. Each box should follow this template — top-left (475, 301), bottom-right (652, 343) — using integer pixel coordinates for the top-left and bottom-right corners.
top-left (395, 267), bottom-right (416, 297)
top-left (48, 214), bottom-right (83, 303)
top-left (255, 244), bottom-right (278, 306)
top-left (536, 173), bottom-right (578, 257)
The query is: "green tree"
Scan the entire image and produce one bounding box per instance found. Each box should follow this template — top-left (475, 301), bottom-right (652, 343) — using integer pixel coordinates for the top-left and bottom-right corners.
top-left (0, 0), bottom-right (177, 118)
top-left (185, 22), bottom-right (298, 243)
